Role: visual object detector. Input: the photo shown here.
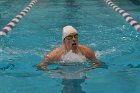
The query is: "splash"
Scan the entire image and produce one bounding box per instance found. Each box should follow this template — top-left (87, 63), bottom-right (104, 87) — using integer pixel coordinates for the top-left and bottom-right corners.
top-left (95, 48), bottom-right (116, 58)
top-left (60, 50), bottom-right (87, 65)
top-left (46, 50), bottom-right (88, 79)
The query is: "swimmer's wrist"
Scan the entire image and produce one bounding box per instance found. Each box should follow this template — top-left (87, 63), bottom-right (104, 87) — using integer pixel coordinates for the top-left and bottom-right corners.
top-left (85, 66), bottom-right (95, 71)
top-left (37, 65), bottom-right (47, 71)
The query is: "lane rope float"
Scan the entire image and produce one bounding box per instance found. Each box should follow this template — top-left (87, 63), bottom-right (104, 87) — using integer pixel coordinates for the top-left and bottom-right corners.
top-left (0, 0), bottom-right (38, 36)
top-left (105, 0), bottom-right (140, 32)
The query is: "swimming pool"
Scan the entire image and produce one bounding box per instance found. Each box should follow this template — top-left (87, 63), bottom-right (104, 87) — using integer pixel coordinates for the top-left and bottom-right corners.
top-left (0, 0), bottom-right (140, 93)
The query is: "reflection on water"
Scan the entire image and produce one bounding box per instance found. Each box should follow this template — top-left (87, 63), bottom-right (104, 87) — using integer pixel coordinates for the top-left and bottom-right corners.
top-left (59, 65), bottom-right (87, 79)
top-left (61, 78), bottom-right (86, 93)
top-left (56, 49), bottom-right (87, 93)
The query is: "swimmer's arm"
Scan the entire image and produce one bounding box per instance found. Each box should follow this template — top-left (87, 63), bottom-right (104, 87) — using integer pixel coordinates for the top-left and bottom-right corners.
top-left (37, 48), bottom-right (61, 71)
top-left (76, 59), bottom-right (101, 73)
top-left (86, 47), bottom-right (101, 69)
top-left (37, 55), bottom-right (51, 71)
top-left (37, 50), bottom-right (58, 71)
top-left (76, 47), bottom-right (101, 73)
top-left (86, 59), bottom-right (101, 70)
top-left (37, 55), bottom-right (65, 74)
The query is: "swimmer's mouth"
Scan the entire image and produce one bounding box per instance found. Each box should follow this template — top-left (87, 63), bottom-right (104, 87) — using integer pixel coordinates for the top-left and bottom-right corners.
top-left (72, 42), bottom-right (77, 46)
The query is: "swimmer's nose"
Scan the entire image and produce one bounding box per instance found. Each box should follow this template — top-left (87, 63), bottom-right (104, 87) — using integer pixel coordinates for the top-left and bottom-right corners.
top-left (72, 37), bottom-right (76, 41)
top-left (72, 40), bottom-right (76, 43)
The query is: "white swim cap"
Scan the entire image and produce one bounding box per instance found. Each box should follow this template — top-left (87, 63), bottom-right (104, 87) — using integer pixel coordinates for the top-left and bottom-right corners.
top-left (62, 25), bottom-right (77, 41)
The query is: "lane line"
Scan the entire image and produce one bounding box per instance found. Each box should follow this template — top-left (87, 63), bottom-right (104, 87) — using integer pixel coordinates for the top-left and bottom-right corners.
top-left (0, 0), bottom-right (38, 36)
top-left (105, 0), bottom-right (140, 32)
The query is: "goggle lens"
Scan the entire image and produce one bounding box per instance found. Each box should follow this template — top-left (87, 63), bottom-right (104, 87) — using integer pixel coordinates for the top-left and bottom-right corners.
top-left (66, 34), bottom-right (78, 40)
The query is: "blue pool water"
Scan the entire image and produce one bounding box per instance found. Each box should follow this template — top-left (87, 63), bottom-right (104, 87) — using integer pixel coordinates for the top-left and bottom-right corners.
top-left (0, 0), bottom-right (140, 93)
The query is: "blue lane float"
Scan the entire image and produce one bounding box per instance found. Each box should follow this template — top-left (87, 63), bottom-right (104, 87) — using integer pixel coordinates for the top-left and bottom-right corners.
top-left (105, 0), bottom-right (140, 32)
top-left (0, 0), bottom-right (38, 36)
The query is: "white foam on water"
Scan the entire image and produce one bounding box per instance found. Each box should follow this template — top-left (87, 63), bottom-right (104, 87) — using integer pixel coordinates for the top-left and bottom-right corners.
top-left (61, 50), bottom-right (87, 64)
top-left (89, 43), bottom-right (96, 47)
top-left (58, 50), bottom-right (87, 79)
top-left (95, 48), bottom-right (116, 58)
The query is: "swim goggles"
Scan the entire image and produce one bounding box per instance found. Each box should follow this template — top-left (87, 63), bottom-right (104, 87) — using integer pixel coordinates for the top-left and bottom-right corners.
top-left (65, 34), bottom-right (78, 40)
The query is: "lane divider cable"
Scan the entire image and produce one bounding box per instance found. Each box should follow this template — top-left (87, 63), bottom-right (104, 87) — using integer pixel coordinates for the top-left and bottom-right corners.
top-left (105, 0), bottom-right (140, 32)
top-left (0, 0), bottom-right (38, 37)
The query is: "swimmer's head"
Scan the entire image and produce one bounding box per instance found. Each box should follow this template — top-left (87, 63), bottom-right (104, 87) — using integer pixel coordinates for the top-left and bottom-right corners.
top-left (62, 25), bottom-right (78, 42)
top-left (62, 25), bottom-right (78, 50)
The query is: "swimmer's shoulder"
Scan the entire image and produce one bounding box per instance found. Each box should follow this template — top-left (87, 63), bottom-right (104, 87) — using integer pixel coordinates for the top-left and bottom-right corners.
top-left (78, 45), bottom-right (91, 51)
top-left (78, 45), bottom-right (94, 54)
top-left (51, 46), bottom-right (62, 52)
top-left (51, 45), bottom-right (65, 54)
top-left (78, 45), bottom-right (96, 59)
top-left (47, 46), bottom-right (64, 60)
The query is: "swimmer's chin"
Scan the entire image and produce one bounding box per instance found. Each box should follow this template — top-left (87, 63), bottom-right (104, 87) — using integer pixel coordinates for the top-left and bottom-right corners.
top-left (71, 42), bottom-right (77, 48)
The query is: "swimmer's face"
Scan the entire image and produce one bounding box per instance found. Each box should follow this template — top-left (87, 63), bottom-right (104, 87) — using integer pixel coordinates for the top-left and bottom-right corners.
top-left (64, 32), bottom-right (78, 50)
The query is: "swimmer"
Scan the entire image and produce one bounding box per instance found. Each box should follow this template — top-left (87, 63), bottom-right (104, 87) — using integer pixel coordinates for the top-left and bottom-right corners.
top-left (37, 25), bottom-right (101, 73)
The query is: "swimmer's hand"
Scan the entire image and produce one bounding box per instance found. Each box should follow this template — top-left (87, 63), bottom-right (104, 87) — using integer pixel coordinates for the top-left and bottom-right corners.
top-left (47, 69), bottom-right (66, 74)
top-left (75, 67), bottom-right (94, 73)
top-left (37, 65), bottom-right (66, 74)
top-left (75, 62), bottom-right (101, 73)
top-left (37, 65), bottom-right (48, 71)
